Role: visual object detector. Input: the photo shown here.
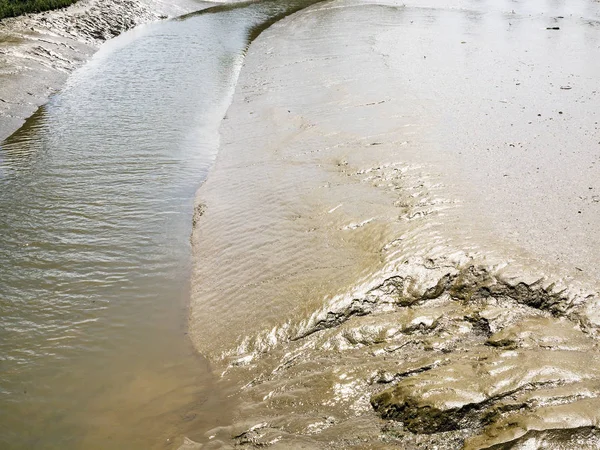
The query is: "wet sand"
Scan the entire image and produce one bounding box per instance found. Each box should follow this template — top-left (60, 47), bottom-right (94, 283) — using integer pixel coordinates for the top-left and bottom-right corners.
top-left (0, 0), bottom-right (209, 142)
top-left (189, 0), bottom-right (600, 448)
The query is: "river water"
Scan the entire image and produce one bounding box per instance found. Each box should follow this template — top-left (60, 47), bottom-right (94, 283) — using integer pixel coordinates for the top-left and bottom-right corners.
top-left (0, 1), bottom-right (318, 448)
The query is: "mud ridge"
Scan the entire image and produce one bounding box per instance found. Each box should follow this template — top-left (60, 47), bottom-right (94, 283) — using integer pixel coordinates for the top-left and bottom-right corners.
top-left (294, 261), bottom-right (596, 341)
top-left (221, 254), bottom-right (599, 369)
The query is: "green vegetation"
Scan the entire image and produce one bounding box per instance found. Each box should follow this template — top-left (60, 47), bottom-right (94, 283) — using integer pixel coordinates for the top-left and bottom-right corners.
top-left (0, 0), bottom-right (78, 20)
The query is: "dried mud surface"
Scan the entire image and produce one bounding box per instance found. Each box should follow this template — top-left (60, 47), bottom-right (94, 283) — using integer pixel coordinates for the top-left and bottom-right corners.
top-left (188, 0), bottom-right (600, 448)
top-left (0, 0), bottom-right (204, 142)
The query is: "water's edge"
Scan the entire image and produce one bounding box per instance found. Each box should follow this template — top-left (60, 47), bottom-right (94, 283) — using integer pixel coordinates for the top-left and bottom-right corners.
top-left (0, 0), bottom-right (213, 142)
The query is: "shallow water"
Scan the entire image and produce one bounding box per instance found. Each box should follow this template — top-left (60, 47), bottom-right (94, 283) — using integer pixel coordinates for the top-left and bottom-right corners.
top-left (0, 1), bottom-right (320, 448)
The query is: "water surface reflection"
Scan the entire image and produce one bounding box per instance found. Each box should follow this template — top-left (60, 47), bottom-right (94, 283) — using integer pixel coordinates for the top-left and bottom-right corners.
top-left (0, 1), bottom-right (320, 447)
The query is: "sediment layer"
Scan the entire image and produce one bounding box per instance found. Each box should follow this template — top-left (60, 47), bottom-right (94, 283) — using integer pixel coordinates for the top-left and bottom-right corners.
top-left (189, 0), bottom-right (600, 448)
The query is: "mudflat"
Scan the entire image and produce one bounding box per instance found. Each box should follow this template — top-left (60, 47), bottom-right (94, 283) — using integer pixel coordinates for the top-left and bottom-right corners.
top-left (189, 0), bottom-right (600, 448)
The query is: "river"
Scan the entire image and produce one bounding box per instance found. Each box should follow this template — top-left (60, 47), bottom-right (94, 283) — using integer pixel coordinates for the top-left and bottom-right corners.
top-left (0, 1), bottom-right (317, 448)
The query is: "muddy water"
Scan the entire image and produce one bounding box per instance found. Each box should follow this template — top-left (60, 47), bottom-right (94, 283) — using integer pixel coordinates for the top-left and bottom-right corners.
top-left (0, 1), bottom-right (320, 448)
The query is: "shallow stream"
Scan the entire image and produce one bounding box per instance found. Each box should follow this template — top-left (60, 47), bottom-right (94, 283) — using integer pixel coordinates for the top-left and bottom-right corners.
top-left (0, 1), bottom-right (318, 447)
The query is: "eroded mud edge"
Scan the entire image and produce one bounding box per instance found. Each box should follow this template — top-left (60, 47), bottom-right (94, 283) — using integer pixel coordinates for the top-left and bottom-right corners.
top-left (189, 227), bottom-right (600, 449)
top-left (201, 254), bottom-right (600, 448)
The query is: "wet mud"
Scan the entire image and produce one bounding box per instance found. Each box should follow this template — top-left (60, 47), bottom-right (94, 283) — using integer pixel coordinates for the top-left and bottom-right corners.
top-left (188, 0), bottom-right (600, 448)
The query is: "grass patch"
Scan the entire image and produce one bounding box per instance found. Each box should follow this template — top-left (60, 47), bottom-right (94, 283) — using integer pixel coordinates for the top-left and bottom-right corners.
top-left (0, 0), bottom-right (79, 20)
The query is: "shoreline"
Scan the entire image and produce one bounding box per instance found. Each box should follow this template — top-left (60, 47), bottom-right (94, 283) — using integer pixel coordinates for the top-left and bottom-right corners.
top-left (189, 0), bottom-right (600, 447)
top-left (0, 0), bottom-right (213, 143)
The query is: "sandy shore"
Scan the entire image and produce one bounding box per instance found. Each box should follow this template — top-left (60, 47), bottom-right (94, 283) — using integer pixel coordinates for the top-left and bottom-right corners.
top-left (189, 0), bottom-right (600, 447)
top-left (0, 0), bottom-right (210, 142)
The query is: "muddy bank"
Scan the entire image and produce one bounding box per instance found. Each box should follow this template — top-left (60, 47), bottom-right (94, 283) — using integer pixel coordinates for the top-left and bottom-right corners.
top-left (0, 0), bottom-right (209, 142)
top-left (189, 0), bottom-right (600, 448)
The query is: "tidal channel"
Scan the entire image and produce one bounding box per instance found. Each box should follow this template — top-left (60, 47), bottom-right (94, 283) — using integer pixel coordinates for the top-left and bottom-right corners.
top-left (0, 1), bottom-right (318, 447)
